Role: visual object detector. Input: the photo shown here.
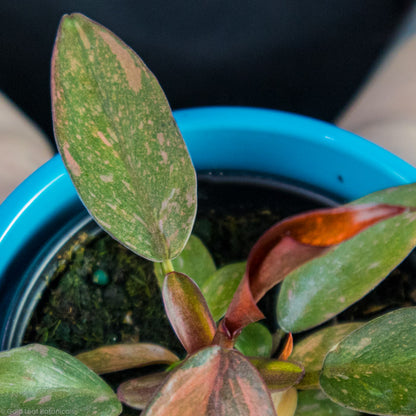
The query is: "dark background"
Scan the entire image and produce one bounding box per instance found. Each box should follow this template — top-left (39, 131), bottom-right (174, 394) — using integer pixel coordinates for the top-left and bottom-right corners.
top-left (0, 0), bottom-right (412, 142)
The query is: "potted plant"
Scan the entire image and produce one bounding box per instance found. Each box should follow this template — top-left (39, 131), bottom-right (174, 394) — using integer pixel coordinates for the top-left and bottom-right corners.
top-left (1, 13), bottom-right (416, 416)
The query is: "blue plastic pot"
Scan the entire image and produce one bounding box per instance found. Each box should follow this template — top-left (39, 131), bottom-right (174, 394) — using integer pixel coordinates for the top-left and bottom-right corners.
top-left (1, 106), bottom-right (416, 350)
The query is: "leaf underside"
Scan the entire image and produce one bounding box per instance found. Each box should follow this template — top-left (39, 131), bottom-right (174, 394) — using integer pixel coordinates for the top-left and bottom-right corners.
top-left (118, 372), bottom-right (168, 410)
top-left (320, 308), bottom-right (416, 415)
top-left (52, 13), bottom-right (196, 261)
top-left (76, 343), bottom-right (179, 374)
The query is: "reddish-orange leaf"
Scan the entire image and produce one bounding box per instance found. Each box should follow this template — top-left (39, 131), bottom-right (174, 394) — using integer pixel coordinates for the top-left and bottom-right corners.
top-left (278, 333), bottom-right (293, 361)
top-left (163, 272), bottom-right (216, 354)
top-left (142, 346), bottom-right (277, 416)
top-left (118, 372), bottom-right (168, 410)
top-left (223, 204), bottom-right (406, 336)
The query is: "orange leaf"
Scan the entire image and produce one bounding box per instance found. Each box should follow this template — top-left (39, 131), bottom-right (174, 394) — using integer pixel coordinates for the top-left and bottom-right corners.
top-left (278, 333), bottom-right (293, 361)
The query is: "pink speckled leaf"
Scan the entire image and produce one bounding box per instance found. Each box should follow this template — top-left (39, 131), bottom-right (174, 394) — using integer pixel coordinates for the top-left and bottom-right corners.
top-left (52, 13), bottom-right (196, 261)
top-left (0, 344), bottom-right (121, 415)
top-left (142, 346), bottom-right (277, 416)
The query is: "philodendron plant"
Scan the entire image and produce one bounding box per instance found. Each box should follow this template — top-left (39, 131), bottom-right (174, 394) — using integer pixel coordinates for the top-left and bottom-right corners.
top-left (2, 13), bottom-right (416, 416)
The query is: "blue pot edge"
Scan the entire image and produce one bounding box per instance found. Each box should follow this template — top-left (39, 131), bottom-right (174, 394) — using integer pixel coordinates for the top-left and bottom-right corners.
top-left (1, 106), bottom-right (416, 277)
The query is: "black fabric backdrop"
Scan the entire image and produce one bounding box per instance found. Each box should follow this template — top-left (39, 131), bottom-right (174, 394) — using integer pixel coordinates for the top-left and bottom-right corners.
top-left (0, 0), bottom-right (412, 142)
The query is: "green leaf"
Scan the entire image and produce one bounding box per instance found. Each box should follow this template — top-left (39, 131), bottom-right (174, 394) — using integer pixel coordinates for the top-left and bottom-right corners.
top-left (142, 346), bottom-right (277, 415)
top-left (249, 357), bottom-right (304, 392)
top-left (76, 343), bottom-right (179, 374)
top-left (278, 184), bottom-right (416, 333)
top-left (202, 262), bottom-right (246, 321)
top-left (235, 322), bottom-right (273, 358)
top-left (52, 13), bottom-right (196, 262)
top-left (154, 235), bottom-right (216, 288)
top-left (320, 308), bottom-right (416, 415)
top-left (0, 344), bottom-right (121, 415)
top-left (163, 272), bottom-right (216, 354)
top-left (291, 323), bottom-right (363, 389)
top-left (295, 390), bottom-right (359, 415)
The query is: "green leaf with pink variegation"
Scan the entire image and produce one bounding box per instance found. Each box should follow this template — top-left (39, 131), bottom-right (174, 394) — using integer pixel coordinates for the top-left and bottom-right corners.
top-left (142, 346), bottom-right (277, 416)
top-left (0, 344), bottom-right (121, 415)
top-left (52, 13), bottom-right (196, 262)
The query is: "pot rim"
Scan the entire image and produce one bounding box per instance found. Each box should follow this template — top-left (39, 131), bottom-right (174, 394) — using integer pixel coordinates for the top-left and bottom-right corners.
top-left (1, 106), bottom-right (415, 301)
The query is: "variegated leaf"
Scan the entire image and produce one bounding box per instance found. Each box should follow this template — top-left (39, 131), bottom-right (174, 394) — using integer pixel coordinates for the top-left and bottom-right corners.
top-left (52, 13), bottom-right (196, 261)
top-left (142, 346), bottom-right (277, 415)
top-left (0, 344), bottom-right (121, 415)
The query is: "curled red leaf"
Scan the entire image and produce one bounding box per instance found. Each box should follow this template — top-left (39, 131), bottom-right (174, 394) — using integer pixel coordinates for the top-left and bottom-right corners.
top-left (223, 204), bottom-right (407, 337)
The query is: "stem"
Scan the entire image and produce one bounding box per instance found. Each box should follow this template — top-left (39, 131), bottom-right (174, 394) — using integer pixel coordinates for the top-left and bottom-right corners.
top-left (162, 259), bottom-right (174, 275)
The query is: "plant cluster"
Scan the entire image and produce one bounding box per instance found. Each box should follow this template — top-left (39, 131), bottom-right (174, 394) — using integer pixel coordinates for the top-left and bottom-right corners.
top-left (1, 13), bottom-right (416, 416)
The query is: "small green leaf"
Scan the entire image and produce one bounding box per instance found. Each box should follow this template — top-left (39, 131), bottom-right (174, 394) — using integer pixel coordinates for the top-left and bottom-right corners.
top-left (278, 184), bottom-right (416, 333)
top-left (235, 322), bottom-right (273, 358)
top-left (291, 323), bottom-right (363, 389)
top-left (142, 346), bottom-right (277, 415)
top-left (52, 13), bottom-right (196, 262)
top-left (76, 343), bottom-right (179, 374)
top-left (163, 272), bottom-right (216, 354)
top-left (249, 358), bottom-right (304, 392)
top-left (154, 235), bottom-right (216, 288)
top-left (295, 390), bottom-right (359, 415)
top-left (0, 344), bottom-right (121, 415)
top-left (320, 308), bottom-right (416, 415)
top-left (202, 262), bottom-right (246, 321)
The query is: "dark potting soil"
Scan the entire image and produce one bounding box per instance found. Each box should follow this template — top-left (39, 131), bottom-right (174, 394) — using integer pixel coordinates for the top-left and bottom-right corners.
top-left (22, 172), bottom-right (416, 415)
top-left (23, 172), bottom-right (336, 355)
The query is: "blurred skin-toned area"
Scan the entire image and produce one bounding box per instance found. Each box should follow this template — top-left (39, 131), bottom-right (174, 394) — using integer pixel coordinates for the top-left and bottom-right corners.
top-left (1, 3), bottom-right (416, 203)
top-left (337, 8), bottom-right (416, 166)
top-left (0, 92), bottom-right (54, 203)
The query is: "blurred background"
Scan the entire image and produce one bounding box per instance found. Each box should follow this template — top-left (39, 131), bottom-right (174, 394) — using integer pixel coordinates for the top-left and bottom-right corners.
top-left (1, 0), bottom-right (412, 142)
